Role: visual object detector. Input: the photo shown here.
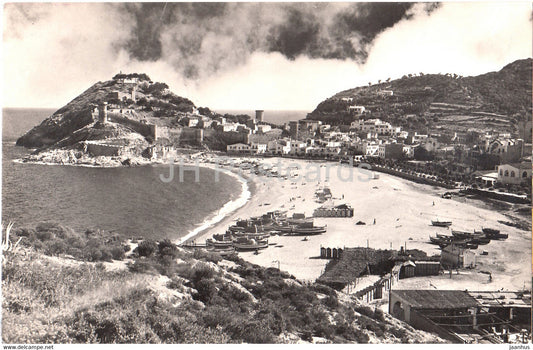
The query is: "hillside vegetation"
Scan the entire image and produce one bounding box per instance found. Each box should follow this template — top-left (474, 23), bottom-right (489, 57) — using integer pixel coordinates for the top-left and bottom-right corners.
top-left (308, 58), bottom-right (532, 133)
top-left (2, 223), bottom-right (443, 344)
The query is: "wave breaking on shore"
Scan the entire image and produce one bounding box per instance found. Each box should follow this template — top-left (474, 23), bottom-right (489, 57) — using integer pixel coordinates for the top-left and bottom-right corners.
top-left (176, 166), bottom-right (251, 245)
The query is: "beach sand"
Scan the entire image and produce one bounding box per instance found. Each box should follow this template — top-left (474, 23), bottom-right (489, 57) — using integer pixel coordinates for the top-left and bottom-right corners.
top-left (195, 157), bottom-right (531, 291)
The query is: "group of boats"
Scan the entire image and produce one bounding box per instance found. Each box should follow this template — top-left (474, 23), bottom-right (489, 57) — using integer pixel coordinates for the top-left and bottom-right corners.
top-left (206, 210), bottom-right (327, 254)
top-left (429, 223), bottom-right (508, 249)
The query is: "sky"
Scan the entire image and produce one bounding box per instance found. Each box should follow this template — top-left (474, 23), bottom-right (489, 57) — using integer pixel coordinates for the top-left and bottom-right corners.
top-left (2, 2), bottom-right (532, 111)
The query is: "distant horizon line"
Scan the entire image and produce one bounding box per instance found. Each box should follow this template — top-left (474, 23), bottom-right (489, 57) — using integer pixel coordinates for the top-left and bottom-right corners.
top-left (2, 106), bottom-right (311, 112)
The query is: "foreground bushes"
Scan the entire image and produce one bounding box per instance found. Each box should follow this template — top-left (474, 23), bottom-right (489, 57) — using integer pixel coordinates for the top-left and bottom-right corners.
top-left (12, 223), bottom-right (129, 262)
top-left (3, 237), bottom-right (429, 344)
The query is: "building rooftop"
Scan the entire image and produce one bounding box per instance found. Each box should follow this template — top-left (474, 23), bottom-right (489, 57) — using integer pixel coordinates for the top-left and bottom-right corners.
top-left (392, 290), bottom-right (480, 309)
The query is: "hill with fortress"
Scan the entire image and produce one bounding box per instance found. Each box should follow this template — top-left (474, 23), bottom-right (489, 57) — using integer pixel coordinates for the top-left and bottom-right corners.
top-left (16, 73), bottom-right (282, 165)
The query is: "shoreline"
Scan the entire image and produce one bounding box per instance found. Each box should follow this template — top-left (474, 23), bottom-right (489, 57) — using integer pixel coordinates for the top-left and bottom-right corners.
top-left (10, 151), bottom-right (255, 246)
top-left (187, 156), bottom-right (530, 290)
top-left (175, 164), bottom-right (254, 246)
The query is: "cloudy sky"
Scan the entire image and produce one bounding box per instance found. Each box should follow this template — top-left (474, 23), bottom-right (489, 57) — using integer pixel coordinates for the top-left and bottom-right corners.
top-left (2, 2), bottom-right (532, 111)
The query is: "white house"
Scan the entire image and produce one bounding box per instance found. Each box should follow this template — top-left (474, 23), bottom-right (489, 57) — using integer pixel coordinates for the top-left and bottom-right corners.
top-left (351, 119), bottom-right (393, 135)
top-left (362, 141), bottom-right (380, 156)
top-left (227, 143), bottom-right (251, 154)
top-left (403, 145), bottom-right (415, 158)
top-left (347, 105), bottom-right (366, 115)
top-left (256, 124), bottom-right (272, 133)
top-left (289, 140), bottom-right (307, 155)
top-left (268, 140), bottom-right (291, 154)
top-left (497, 162), bottom-right (531, 185)
top-left (251, 143), bottom-right (267, 154)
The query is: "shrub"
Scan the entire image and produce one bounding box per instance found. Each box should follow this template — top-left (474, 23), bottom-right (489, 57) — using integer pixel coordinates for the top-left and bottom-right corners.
top-left (194, 278), bottom-right (216, 304)
top-left (323, 295), bottom-right (339, 309)
top-left (158, 239), bottom-right (177, 257)
top-left (191, 264), bottom-right (215, 284)
top-left (35, 230), bottom-right (53, 241)
top-left (110, 246), bottom-right (125, 260)
top-left (44, 239), bottom-right (68, 256)
top-left (135, 240), bottom-right (158, 257)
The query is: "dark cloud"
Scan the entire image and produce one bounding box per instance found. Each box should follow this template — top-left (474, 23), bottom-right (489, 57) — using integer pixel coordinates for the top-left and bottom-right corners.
top-left (114, 2), bottom-right (440, 78)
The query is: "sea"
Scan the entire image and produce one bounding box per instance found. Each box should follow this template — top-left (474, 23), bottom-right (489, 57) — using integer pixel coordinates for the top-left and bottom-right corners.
top-left (215, 109), bottom-right (308, 125)
top-left (1, 108), bottom-right (246, 241)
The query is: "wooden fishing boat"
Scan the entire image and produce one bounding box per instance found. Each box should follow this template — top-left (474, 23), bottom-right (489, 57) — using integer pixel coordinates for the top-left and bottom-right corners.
top-left (232, 232), bottom-right (270, 240)
top-left (429, 235), bottom-right (451, 245)
top-left (469, 237), bottom-right (491, 245)
top-left (289, 225), bottom-right (327, 235)
top-left (482, 228), bottom-right (508, 239)
top-left (451, 230), bottom-right (485, 240)
top-left (206, 238), bottom-right (233, 249)
top-left (232, 237), bottom-right (269, 251)
top-left (432, 220), bottom-right (452, 227)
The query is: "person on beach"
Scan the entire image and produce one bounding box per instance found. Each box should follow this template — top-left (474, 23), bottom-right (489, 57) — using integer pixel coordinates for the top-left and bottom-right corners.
top-left (373, 218), bottom-right (376, 225)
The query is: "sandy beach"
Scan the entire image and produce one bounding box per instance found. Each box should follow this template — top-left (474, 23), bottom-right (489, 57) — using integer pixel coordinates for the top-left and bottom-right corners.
top-left (193, 156), bottom-right (531, 291)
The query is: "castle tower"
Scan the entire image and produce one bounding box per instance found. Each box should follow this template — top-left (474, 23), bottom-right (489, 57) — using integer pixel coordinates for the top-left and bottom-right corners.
top-left (131, 86), bottom-right (137, 103)
top-left (98, 102), bottom-right (108, 123)
top-left (255, 110), bottom-right (264, 122)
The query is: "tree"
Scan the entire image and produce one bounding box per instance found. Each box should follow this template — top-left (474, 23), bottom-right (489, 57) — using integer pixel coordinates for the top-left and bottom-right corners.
top-left (137, 97), bottom-right (148, 110)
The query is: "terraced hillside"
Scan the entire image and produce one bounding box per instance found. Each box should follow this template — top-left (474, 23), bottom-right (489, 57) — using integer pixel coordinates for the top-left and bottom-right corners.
top-left (307, 58), bottom-right (532, 135)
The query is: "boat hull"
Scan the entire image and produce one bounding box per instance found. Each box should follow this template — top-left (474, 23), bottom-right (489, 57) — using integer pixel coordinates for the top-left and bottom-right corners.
top-left (233, 243), bottom-right (269, 251)
top-left (432, 221), bottom-right (452, 227)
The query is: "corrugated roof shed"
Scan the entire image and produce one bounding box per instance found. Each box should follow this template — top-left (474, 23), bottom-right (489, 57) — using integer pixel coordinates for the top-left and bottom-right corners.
top-left (393, 290), bottom-right (480, 309)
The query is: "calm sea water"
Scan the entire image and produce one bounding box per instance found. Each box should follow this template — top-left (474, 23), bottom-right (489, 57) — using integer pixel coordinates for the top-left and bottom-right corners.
top-left (215, 109), bottom-right (308, 125)
top-left (2, 108), bottom-right (241, 240)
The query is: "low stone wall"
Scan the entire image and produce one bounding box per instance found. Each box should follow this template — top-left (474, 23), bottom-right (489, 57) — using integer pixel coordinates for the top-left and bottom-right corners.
top-left (108, 114), bottom-right (156, 139)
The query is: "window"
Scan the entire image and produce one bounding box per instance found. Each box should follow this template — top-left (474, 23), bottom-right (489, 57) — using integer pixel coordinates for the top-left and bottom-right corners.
top-left (504, 170), bottom-right (509, 177)
top-left (500, 169), bottom-right (503, 176)
top-left (510, 171), bottom-right (515, 178)
top-left (523, 171), bottom-right (528, 178)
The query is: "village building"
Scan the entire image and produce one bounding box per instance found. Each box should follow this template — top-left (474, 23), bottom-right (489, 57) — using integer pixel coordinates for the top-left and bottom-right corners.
top-left (402, 144), bottom-right (416, 158)
top-left (256, 124), bottom-right (271, 133)
top-left (347, 105), bottom-right (366, 115)
top-left (440, 245), bottom-right (476, 269)
top-left (313, 203), bottom-right (354, 217)
top-left (472, 170), bottom-right (499, 186)
top-left (497, 162), bottom-right (532, 185)
top-left (268, 139), bottom-right (291, 154)
top-left (362, 141), bottom-right (381, 156)
top-left (351, 119), bottom-right (394, 135)
top-left (227, 143), bottom-right (250, 154)
top-left (408, 132), bottom-right (429, 144)
top-left (250, 142), bottom-right (267, 154)
top-left (378, 143), bottom-right (404, 159)
top-left (389, 290), bottom-right (531, 343)
top-left (487, 138), bottom-right (524, 163)
top-left (422, 137), bottom-right (440, 152)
